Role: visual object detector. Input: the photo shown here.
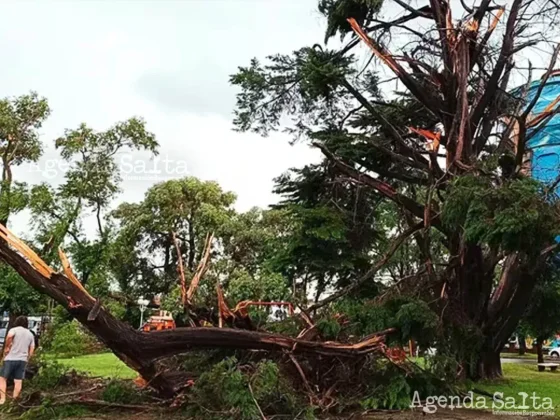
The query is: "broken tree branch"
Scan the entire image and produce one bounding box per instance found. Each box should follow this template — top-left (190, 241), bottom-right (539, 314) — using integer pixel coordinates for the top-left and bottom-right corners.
top-left (315, 142), bottom-right (444, 232)
top-left (171, 231), bottom-right (187, 307)
top-left (186, 232), bottom-right (214, 303)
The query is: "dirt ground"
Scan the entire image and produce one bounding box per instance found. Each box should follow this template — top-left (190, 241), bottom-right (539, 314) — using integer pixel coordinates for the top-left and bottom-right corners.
top-left (361, 408), bottom-right (556, 419)
top-left (67, 408), bottom-right (557, 420)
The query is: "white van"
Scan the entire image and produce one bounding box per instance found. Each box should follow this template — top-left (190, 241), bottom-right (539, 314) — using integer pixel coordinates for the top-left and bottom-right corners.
top-left (0, 316), bottom-right (49, 344)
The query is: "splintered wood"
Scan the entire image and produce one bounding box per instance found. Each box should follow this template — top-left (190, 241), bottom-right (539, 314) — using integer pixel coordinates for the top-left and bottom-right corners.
top-left (0, 224), bottom-right (54, 278)
top-left (347, 17), bottom-right (401, 75)
top-left (172, 231), bottom-right (187, 306)
top-left (186, 232), bottom-right (214, 304)
top-left (216, 281), bottom-right (235, 328)
top-left (0, 224), bottom-right (94, 302)
top-left (173, 231), bottom-right (214, 307)
top-left (58, 247), bottom-right (95, 302)
top-left (408, 127), bottom-right (441, 152)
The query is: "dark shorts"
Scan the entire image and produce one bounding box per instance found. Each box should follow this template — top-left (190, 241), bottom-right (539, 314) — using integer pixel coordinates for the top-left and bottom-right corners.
top-left (0, 360), bottom-right (26, 380)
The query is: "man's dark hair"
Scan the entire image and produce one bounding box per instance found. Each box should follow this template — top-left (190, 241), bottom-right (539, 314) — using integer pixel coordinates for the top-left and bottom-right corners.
top-left (14, 316), bottom-right (28, 329)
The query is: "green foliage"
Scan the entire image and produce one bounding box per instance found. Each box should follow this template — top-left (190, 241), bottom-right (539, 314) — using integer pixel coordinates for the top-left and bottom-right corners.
top-left (160, 285), bottom-right (183, 318)
top-left (27, 116), bottom-right (159, 293)
top-left (331, 297), bottom-right (439, 347)
top-left (31, 359), bottom-right (69, 390)
top-left (188, 357), bottom-right (311, 419)
top-left (442, 176), bottom-right (557, 255)
top-left (189, 357), bottom-right (259, 419)
top-left (424, 354), bottom-right (463, 384)
top-left (350, 359), bottom-right (456, 412)
top-left (316, 318), bottom-right (342, 340)
top-left (265, 317), bottom-right (302, 336)
top-left (112, 176), bottom-right (236, 298)
top-left (55, 117), bottom-right (158, 207)
top-left (102, 380), bottom-right (143, 404)
top-left (269, 163), bottom-right (380, 299)
top-left (0, 92), bottom-right (51, 316)
top-left (359, 373), bottom-right (411, 410)
top-left (319, 0), bottom-right (383, 42)
top-left (334, 299), bottom-right (392, 335)
top-left (0, 181), bottom-right (30, 223)
top-left (43, 320), bottom-right (101, 357)
top-left (393, 300), bottom-right (439, 347)
top-left (231, 48), bottom-right (356, 136)
top-left (0, 92), bottom-right (51, 224)
top-left (227, 269), bottom-right (289, 303)
top-left (251, 360), bottom-right (310, 417)
top-left (0, 265), bottom-right (44, 316)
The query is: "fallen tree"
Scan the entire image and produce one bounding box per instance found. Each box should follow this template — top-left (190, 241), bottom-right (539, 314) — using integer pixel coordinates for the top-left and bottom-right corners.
top-left (0, 224), bottom-right (394, 396)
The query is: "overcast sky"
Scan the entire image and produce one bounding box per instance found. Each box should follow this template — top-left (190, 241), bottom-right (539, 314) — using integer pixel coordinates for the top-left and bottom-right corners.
top-left (0, 0), bottom-right (331, 236)
top-left (2, 1), bottom-right (556, 238)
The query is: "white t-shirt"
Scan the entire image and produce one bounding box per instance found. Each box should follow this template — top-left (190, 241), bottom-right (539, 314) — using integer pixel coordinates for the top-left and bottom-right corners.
top-left (5, 326), bottom-right (35, 362)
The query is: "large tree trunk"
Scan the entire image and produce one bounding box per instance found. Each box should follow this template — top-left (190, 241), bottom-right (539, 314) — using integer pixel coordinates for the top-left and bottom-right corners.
top-left (476, 349), bottom-right (502, 379)
top-left (518, 334), bottom-right (526, 355)
top-left (452, 252), bottom-right (543, 380)
top-left (0, 231), bottom-right (392, 396)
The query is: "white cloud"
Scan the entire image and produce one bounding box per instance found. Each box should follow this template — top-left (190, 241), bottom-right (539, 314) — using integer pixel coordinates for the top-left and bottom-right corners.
top-left (0, 0), bottom-right (325, 237)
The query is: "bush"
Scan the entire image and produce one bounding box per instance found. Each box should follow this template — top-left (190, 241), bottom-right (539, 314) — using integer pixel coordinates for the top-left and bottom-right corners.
top-left (43, 320), bottom-right (102, 357)
top-left (359, 374), bottom-right (411, 410)
top-left (187, 357), bottom-right (313, 419)
top-left (31, 359), bottom-right (69, 390)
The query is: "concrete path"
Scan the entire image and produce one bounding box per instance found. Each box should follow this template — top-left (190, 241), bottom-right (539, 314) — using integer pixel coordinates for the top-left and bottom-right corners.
top-left (501, 357), bottom-right (536, 364)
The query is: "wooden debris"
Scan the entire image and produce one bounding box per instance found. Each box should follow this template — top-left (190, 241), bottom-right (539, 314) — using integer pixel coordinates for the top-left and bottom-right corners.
top-left (0, 224), bottom-right (54, 278)
top-left (216, 281), bottom-right (235, 327)
top-left (58, 246), bottom-right (95, 301)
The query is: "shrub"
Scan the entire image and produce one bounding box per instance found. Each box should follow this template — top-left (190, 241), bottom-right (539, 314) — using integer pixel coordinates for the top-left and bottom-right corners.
top-left (188, 357), bottom-right (313, 419)
top-left (43, 320), bottom-right (102, 357)
top-left (31, 359), bottom-right (69, 390)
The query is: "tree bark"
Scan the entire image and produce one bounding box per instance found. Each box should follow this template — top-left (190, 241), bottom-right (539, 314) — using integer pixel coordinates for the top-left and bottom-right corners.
top-left (536, 337), bottom-right (545, 364)
top-left (518, 334), bottom-right (526, 356)
top-left (451, 250), bottom-right (543, 380)
top-left (187, 216), bottom-right (195, 272)
top-left (476, 349), bottom-right (502, 379)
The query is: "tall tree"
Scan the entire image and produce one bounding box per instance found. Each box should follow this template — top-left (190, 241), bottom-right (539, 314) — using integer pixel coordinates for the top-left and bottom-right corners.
top-left (28, 117), bottom-right (159, 285)
top-left (0, 92), bottom-right (50, 226)
top-left (112, 177), bottom-right (236, 300)
top-left (231, 0), bottom-right (560, 378)
top-left (0, 93), bottom-right (50, 332)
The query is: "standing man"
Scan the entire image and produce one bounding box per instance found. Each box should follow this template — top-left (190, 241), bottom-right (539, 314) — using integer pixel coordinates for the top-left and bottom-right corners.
top-left (0, 316), bottom-right (35, 404)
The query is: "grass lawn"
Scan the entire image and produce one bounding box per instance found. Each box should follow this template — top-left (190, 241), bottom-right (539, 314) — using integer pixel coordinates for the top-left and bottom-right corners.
top-left (480, 363), bottom-right (560, 416)
top-left (57, 352), bottom-right (137, 379)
